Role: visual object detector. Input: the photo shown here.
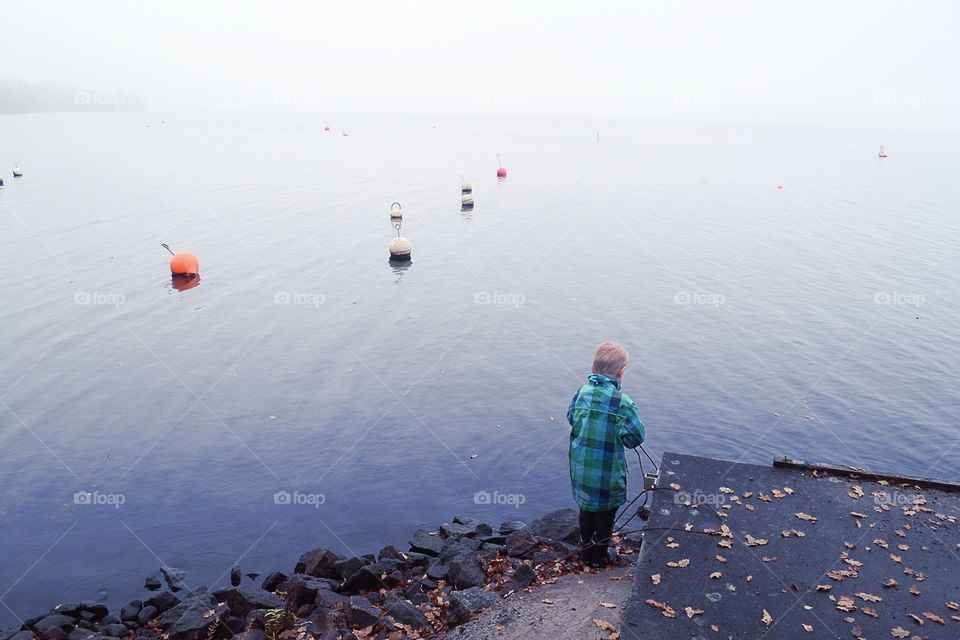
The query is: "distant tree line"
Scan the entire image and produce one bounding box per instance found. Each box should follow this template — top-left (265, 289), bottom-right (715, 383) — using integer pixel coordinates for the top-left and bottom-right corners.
top-left (0, 80), bottom-right (146, 113)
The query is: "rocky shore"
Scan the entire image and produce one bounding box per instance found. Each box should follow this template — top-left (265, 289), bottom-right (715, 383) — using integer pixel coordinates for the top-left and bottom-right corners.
top-left (3, 509), bottom-right (644, 640)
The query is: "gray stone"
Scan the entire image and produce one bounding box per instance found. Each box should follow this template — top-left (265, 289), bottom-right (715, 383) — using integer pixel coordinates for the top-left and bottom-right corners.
top-left (281, 574), bottom-right (329, 608)
top-left (143, 592), bottom-right (179, 615)
top-left (447, 554), bottom-right (485, 590)
top-left (333, 557), bottom-right (366, 581)
top-left (7, 631), bottom-right (34, 640)
top-left (33, 616), bottom-right (75, 636)
top-left (294, 548), bottom-right (340, 579)
top-left (230, 630), bottom-right (265, 640)
top-left (504, 528), bottom-right (538, 557)
top-left (339, 566), bottom-right (381, 594)
top-left (382, 596), bottom-right (429, 630)
top-left (439, 537), bottom-right (481, 563)
top-left (408, 530), bottom-right (443, 556)
top-left (259, 572), bottom-right (286, 593)
top-left (314, 590), bottom-right (349, 609)
top-left (156, 597), bottom-right (228, 640)
top-left (505, 563), bottom-right (537, 592)
top-left (119, 602), bottom-right (141, 622)
top-left (77, 605), bottom-right (108, 622)
top-left (97, 616), bottom-right (118, 628)
top-left (532, 550), bottom-right (565, 566)
top-left (49, 604), bottom-right (81, 617)
top-left (159, 567), bottom-right (187, 593)
top-left (75, 621), bottom-right (94, 631)
top-left (103, 625), bottom-right (127, 638)
top-left (66, 630), bottom-right (95, 640)
top-left (446, 587), bottom-right (496, 627)
top-left (425, 561), bottom-right (448, 581)
top-left (528, 509), bottom-right (580, 545)
top-left (144, 574), bottom-right (162, 592)
top-left (136, 606), bottom-right (158, 626)
top-left (345, 597), bottom-right (380, 628)
top-left (498, 521), bottom-right (526, 535)
top-left (211, 586), bottom-right (283, 618)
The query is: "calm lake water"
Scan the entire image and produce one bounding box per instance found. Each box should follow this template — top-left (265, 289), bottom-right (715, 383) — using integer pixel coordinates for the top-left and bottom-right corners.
top-left (1, 112), bottom-right (957, 627)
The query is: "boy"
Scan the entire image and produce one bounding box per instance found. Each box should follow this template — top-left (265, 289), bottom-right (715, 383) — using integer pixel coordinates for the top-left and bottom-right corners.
top-left (568, 341), bottom-right (646, 568)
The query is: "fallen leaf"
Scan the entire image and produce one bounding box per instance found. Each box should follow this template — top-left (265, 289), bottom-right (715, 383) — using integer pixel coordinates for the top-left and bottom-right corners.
top-left (795, 512), bottom-right (818, 522)
top-left (644, 599), bottom-right (676, 618)
top-left (862, 606), bottom-right (879, 617)
top-left (685, 606), bottom-right (704, 618)
top-left (851, 512), bottom-right (869, 519)
top-left (745, 534), bottom-right (768, 546)
top-left (856, 593), bottom-right (882, 602)
top-left (890, 553), bottom-right (902, 563)
top-left (651, 574), bottom-right (661, 585)
top-left (836, 596), bottom-right (857, 612)
top-left (715, 555), bottom-right (727, 563)
top-left (666, 558), bottom-right (690, 568)
top-left (849, 485), bottom-right (864, 499)
top-left (710, 624), bottom-right (719, 632)
top-left (599, 602), bottom-right (616, 609)
top-left (883, 578), bottom-right (898, 588)
top-left (592, 619), bottom-right (617, 632)
top-left (718, 539), bottom-right (733, 548)
top-left (762, 609), bottom-right (773, 626)
top-left (710, 572), bottom-right (721, 579)
top-left (946, 602), bottom-right (959, 611)
top-left (922, 612), bottom-right (945, 625)
top-left (816, 585), bottom-right (832, 591)
top-left (891, 627), bottom-right (910, 638)
top-left (909, 584), bottom-right (921, 596)
top-left (907, 614), bottom-right (923, 625)
top-left (801, 623), bottom-right (813, 632)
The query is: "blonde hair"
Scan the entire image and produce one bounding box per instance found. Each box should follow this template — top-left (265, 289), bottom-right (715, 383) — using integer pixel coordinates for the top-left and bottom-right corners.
top-left (592, 341), bottom-right (629, 377)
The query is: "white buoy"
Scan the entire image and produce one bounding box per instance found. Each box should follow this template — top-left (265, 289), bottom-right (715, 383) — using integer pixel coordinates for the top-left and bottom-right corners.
top-left (461, 194), bottom-right (474, 207)
top-left (389, 237), bottom-right (412, 260)
top-left (390, 202), bottom-right (403, 218)
top-left (461, 181), bottom-right (472, 194)
top-left (12, 163), bottom-right (22, 177)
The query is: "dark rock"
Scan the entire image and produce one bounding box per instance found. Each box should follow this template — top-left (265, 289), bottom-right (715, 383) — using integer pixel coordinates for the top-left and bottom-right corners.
top-left (314, 590), bottom-right (349, 609)
top-left (120, 601), bottom-right (142, 622)
top-left (369, 558), bottom-right (403, 575)
top-left (383, 596), bottom-right (429, 630)
top-left (156, 597), bottom-right (228, 640)
top-left (339, 566), bottom-right (381, 594)
top-left (244, 574), bottom-right (259, 582)
top-left (9, 632), bottom-right (36, 640)
top-left (50, 604), bottom-right (81, 617)
top-left (76, 612), bottom-right (97, 623)
top-left (23, 615), bottom-right (46, 629)
top-left (408, 530), bottom-right (442, 557)
top-left (345, 597), bottom-right (380, 628)
top-left (123, 621), bottom-right (139, 630)
top-left (300, 615), bottom-right (338, 640)
top-left (532, 550), bottom-right (564, 566)
top-left (259, 572), bottom-right (286, 593)
top-left (360, 554), bottom-right (375, 564)
top-left (75, 621), bottom-right (95, 631)
top-left (363, 592), bottom-right (381, 606)
top-left (403, 582), bottom-right (428, 606)
top-left (231, 630), bottom-right (265, 640)
top-left (447, 554), bottom-right (485, 590)
top-left (425, 561), bottom-right (448, 581)
top-left (505, 564), bottom-right (536, 592)
top-left (103, 625), bottom-right (127, 638)
top-left (377, 546), bottom-right (401, 561)
top-left (415, 576), bottom-right (437, 590)
top-left (159, 567), bottom-right (187, 593)
top-left (499, 521), bottom-right (526, 535)
top-left (381, 571), bottom-right (403, 589)
top-left (221, 617), bottom-right (245, 636)
top-left (282, 574), bottom-right (329, 608)
top-left (144, 573), bottom-right (162, 592)
top-left (333, 557), bottom-right (366, 581)
top-left (36, 630), bottom-right (63, 640)
top-left (98, 616), bottom-right (119, 627)
top-left (480, 534), bottom-right (507, 545)
top-left (394, 551), bottom-right (428, 569)
top-left (136, 606), bottom-right (158, 626)
top-left (33, 616), bottom-right (76, 636)
top-left (446, 587), bottom-right (496, 627)
top-left (295, 604), bottom-right (313, 618)
top-left (528, 509), bottom-right (580, 545)
top-left (143, 592), bottom-right (179, 615)
top-left (505, 528), bottom-right (538, 557)
top-left (66, 630), bottom-right (95, 640)
top-left (211, 586), bottom-right (283, 618)
top-left (480, 543), bottom-right (507, 558)
top-left (229, 566), bottom-right (241, 588)
top-left (439, 537), bottom-right (481, 563)
top-left (294, 548), bottom-right (340, 579)
top-left (77, 605), bottom-right (107, 622)
top-left (439, 522), bottom-right (475, 539)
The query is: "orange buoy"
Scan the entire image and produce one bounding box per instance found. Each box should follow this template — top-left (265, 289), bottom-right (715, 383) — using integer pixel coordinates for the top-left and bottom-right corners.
top-left (777, 185), bottom-right (783, 189)
top-left (170, 251), bottom-right (200, 276)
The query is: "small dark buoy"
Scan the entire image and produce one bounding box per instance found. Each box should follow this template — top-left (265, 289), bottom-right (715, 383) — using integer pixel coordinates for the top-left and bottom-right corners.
top-left (230, 565), bottom-right (241, 587)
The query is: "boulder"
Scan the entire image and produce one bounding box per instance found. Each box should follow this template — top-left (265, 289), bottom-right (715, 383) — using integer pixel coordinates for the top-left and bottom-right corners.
top-left (294, 548), bottom-right (340, 579)
top-left (9, 632), bottom-right (36, 640)
top-left (143, 592), bottom-right (180, 615)
top-left (333, 557), bottom-right (366, 581)
top-left (230, 630), bottom-right (265, 640)
top-left (280, 574), bottom-right (329, 608)
top-left (144, 573), bottom-right (162, 591)
top-left (157, 597), bottom-right (228, 640)
top-left (221, 617), bottom-right (245, 636)
top-left (77, 604), bottom-right (107, 622)
top-left (120, 601), bottom-right (142, 622)
top-left (136, 606), bottom-right (158, 626)
top-left (369, 559), bottom-right (403, 575)
top-left (260, 572), bottom-right (286, 593)
top-left (49, 604), bottom-right (81, 617)
top-left (211, 586), bottom-right (283, 618)
top-left (377, 545), bottom-right (401, 561)
top-left (505, 563), bottom-right (537, 592)
top-left (159, 567), bottom-right (188, 592)
top-left (382, 596), bottom-right (429, 630)
top-left (403, 582), bottom-right (428, 606)
top-left (314, 590), bottom-right (349, 609)
top-left (532, 550), bottom-right (565, 566)
top-left (498, 521), bottom-right (526, 535)
top-left (447, 554), bottom-right (485, 590)
top-left (395, 550), bottom-right (429, 569)
top-left (102, 625), bottom-right (128, 638)
top-left (439, 537), bottom-right (481, 563)
top-left (229, 566), bottom-right (242, 588)
top-left (446, 587), bottom-right (496, 627)
top-left (505, 528), bottom-right (538, 557)
top-left (66, 629), bottom-right (95, 640)
top-left (408, 530), bottom-right (443, 557)
top-left (381, 571), bottom-right (403, 589)
top-left (425, 561), bottom-right (448, 581)
top-left (339, 566), bottom-right (381, 594)
top-left (75, 621), bottom-right (95, 631)
top-left (345, 597), bottom-right (380, 628)
top-left (529, 509), bottom-right (580, 545)
top-left (33, 616), bottom-right (76, 636)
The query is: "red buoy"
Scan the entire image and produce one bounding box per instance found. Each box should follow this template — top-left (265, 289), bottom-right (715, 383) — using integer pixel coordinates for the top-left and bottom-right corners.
top-left (324, 126), bottom-right (331, 131)
top-left (497, 167), bottom-right (507, 177)
top-left (169, 251), bottom-right (200, 276)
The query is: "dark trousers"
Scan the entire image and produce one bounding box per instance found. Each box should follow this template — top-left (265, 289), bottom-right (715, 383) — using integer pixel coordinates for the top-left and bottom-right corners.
top-left (579, 507), bottom-right (617, 564)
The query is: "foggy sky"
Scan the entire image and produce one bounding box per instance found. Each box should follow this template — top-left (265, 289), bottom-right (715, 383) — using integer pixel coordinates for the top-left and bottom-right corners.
top-left (1, 1), bottom-right (955, 128)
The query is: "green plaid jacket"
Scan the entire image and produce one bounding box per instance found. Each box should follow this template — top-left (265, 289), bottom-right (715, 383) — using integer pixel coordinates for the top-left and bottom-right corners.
top-left (568, 373), bottom-right (646, 511)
